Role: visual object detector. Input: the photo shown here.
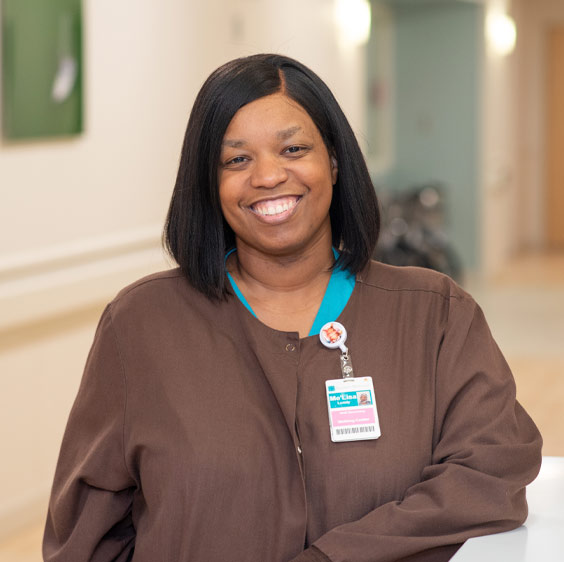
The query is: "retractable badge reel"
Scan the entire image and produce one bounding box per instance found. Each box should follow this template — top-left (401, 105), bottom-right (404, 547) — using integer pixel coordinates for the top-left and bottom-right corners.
top-left (319, 322), bottom-right (354, 379)
top-left (320, 322), bottom-right (381, 443)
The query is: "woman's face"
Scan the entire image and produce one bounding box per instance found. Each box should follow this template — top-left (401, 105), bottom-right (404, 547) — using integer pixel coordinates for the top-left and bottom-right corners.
top-left (218, 93), bottom-right (338, 258)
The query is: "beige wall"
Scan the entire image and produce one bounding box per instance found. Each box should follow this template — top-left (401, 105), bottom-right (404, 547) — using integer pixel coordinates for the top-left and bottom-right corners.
top-left (480, 0), bottom-right (564, 276)
top-left (0, 0), bottom-right (368, 539)
top-left (512, 0), bottom-right (564, 252)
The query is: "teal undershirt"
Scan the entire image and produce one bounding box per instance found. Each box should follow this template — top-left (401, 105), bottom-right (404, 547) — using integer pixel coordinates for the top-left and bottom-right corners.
top-left (225, 248), bottom-right (355, 336)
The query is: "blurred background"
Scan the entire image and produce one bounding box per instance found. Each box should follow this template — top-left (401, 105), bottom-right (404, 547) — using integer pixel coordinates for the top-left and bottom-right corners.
top-left (0, 0), bottom-right (563, 559)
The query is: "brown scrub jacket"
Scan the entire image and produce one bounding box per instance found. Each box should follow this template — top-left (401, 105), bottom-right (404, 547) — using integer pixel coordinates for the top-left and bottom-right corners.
top-left (43, 260), bottom-right (542, 562)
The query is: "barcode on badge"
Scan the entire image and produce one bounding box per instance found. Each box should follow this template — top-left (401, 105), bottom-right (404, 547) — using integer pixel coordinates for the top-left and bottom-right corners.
top-left (335, 425), bottom-right (375, 436)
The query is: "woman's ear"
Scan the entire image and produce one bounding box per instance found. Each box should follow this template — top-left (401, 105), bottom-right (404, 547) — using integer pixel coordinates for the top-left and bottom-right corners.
top-left (330, 155), bottom-right (338, 185)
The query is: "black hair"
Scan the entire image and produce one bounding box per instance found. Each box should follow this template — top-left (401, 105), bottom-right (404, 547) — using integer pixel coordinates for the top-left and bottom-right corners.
top-left (164, 53), bottom-right (380, 299)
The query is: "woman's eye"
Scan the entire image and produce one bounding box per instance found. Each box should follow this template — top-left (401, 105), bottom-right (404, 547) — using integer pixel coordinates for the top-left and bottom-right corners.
top-left (225, 156), bottom-right (247, 166)
top-left (284, 145), bottom-right (311, 157)
top-left (285, 146), bottom-right (303, 154)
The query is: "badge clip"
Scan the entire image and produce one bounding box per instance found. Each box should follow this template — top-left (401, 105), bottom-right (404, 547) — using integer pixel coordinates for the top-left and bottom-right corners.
top-left (340, 352), bottom-right (354, 380)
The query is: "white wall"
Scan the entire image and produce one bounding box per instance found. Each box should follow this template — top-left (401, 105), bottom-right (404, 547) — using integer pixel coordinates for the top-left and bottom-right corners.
top-left (0, 0), bottom-right (368, 539)
top-left (221, 0), bottom-right (368, 150)
top-left (480, 0), bottom-right (521, 277)
top-left (477, 0), bottom-right (564, 277)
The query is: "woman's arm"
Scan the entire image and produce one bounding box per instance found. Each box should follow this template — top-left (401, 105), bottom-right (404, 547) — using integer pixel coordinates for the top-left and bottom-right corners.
top-left (296, 296), bottom-right (542, 562)
top-left (43, 306), bottom-right (136, 561)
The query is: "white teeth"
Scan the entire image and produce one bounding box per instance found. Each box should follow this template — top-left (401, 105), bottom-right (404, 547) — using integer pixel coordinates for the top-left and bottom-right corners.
top-left (253, 197), bottom-right (298, 217)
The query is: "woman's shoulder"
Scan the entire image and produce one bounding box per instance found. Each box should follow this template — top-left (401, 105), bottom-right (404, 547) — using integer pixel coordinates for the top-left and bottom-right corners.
top-left (358, 260), bottom-right (471, 303)
top-left (113, 268), bottom-right (185, 301)
top-left (107, 268), bottom-right (203, 319)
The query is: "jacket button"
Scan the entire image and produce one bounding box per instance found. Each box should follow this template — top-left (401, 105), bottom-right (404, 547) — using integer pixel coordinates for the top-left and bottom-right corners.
top-left (297, 445), bottom-right (302, 454)
top-left (285, 343), bottom-right (296, 352)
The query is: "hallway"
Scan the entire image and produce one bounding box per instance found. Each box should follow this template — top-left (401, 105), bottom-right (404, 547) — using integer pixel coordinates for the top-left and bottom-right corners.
top-left (1, 252), bottom-right (562, 562)
top-left (467, 251), bottom-right (564, 457)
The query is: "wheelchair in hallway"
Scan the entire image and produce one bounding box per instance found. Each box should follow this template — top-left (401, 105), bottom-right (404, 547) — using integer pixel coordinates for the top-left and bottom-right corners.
top-left (374, 183), bottom-right (463, 284)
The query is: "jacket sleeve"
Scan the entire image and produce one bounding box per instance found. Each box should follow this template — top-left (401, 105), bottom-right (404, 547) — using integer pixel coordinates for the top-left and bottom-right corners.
top-left (43, 306), bottom-right (137, 561)
top-left (310, 295), bottom-right (543, 562)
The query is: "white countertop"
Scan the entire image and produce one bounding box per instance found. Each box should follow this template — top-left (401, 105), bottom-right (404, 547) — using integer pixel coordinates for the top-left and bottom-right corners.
top-left (452, 456), bottom-right (564, 561)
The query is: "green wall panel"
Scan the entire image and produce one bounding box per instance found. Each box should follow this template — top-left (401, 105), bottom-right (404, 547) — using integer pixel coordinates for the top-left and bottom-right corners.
top-left (2, 0), bottom-right (83, 140)
top-left (373, 0), bottom-right (483, 270)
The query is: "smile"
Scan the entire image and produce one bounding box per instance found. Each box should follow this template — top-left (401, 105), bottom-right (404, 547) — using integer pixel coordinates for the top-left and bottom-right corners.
top-left (250, 196), bottom-right (301, 219)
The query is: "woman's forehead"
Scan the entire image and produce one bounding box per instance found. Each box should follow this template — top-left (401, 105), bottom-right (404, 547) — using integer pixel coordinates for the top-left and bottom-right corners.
top-left (223, 93), bottom-right (318, 140)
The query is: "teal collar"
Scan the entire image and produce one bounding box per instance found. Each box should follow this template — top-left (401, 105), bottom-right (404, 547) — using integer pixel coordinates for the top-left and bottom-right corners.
top-left (225, 248), bottom-right (355, 336)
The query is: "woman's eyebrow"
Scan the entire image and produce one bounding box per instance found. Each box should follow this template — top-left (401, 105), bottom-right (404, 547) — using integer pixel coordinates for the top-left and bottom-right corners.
top-left (222, 126), bottom-right (303, 148)
top-left (277, 126), bottom-right (302, 141)
top-left (222, 139), bottom-right (246, 148)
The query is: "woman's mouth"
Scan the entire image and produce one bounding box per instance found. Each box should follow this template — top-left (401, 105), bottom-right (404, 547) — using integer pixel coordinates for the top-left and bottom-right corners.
top-left (250, 196), bottom-right (301, 221)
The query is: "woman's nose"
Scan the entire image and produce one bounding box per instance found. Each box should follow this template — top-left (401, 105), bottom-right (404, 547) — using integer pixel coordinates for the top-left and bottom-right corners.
top-left (250, 155), bottom-right (288, 188)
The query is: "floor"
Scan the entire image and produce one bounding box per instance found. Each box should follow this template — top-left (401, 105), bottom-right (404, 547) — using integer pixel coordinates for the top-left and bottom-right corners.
top-left (1, 252), bottom-right (563, 561)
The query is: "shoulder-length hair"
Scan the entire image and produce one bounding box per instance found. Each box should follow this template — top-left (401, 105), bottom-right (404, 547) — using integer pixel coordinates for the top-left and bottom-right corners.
top-left (164, 53), bottom-right (380, 299)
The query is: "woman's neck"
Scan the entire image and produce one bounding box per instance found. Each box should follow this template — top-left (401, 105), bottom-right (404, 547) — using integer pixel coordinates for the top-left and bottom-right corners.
top-left (227, 238), bottom-right (335, 336)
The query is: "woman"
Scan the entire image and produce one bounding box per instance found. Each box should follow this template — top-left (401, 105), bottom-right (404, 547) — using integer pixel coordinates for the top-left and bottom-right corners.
top-left (44, 54), bottom-right (542, 562)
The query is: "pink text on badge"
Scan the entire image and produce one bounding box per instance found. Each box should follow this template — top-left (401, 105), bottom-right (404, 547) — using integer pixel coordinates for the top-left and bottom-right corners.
top-left (331, 407), bottom-right (376, 427)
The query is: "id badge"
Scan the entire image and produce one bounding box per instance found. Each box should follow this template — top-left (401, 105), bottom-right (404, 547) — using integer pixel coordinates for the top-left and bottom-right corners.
top-left (325, 377), bottom-right (381, 442)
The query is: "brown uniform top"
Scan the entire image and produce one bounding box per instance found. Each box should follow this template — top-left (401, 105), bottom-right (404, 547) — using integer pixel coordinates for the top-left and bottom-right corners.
top-left (43, 261), bottom-right (542, 562)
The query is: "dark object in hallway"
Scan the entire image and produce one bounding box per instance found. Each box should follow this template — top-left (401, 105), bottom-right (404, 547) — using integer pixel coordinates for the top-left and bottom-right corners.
top-left (375, 183), bottom-right (463, 283)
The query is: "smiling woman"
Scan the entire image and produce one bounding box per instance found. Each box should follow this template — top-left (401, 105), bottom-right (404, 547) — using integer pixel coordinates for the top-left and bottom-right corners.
top-left (164, 54), bottom-right (378, 303)
top-left (218, 94), bottom-right (336, 255)
top-left (43, 54), bottom-right (542, 562)
top-left (218, 93), bottom-right (340, 334)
